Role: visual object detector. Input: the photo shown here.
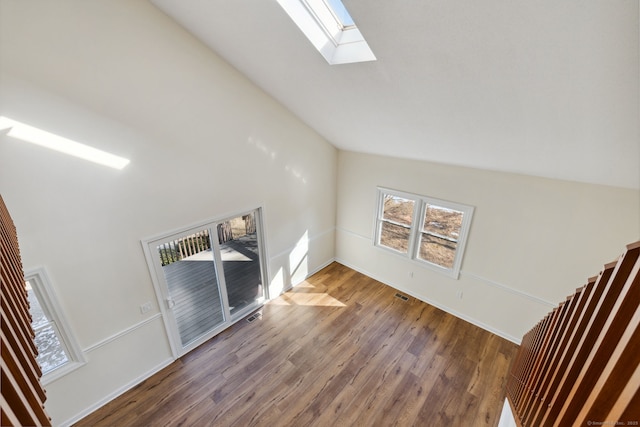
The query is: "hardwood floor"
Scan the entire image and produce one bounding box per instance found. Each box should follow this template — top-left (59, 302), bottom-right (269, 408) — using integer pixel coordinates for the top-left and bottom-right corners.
top-left (76, 262), bottom-right (518, 427)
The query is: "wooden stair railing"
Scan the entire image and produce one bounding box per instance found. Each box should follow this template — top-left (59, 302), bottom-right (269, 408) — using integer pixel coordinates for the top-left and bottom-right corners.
top-left (506, 241), bottom-right (640, 426)
top-left (0, 195), bottom-right (52, 426)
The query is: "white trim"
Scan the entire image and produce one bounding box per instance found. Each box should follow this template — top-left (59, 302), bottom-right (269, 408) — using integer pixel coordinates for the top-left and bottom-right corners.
top-left (58, 255), bottom-right (336, 427)
top-left (338, 225), bottom-right (555, 309)
top-left (56, 357), bottom-right (174, 427)
top-left (340, 226), bottom-right (370, 241)
top-left (40, 360), bottom-right (85, 386)
top-left (83, 313), bottom-right (163, 353)
top-left (141, 235), bottom-right (181, 358)
top-left (459, 271), bottom-right (556, 308)
top-left (141, 205), bottom-right (265, 245)
top-left (335, 256), bottom-right (522, 344)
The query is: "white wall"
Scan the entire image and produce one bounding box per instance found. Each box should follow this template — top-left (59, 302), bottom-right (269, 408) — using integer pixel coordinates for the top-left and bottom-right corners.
top-left (497, 399), bottom-right (517, 427)
top-left (0, 1), bottom-right (336, 424)
top-left (336, 151), bottom-right (640, 343)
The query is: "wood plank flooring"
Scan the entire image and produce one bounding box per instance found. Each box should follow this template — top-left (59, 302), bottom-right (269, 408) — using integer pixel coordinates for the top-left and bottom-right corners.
top-left (76, 262), bottom-right (518, 427)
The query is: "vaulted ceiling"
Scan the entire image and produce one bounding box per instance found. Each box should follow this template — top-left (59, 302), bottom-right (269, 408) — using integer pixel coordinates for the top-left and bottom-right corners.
top-left (151, 0), bottom-right (639, 189)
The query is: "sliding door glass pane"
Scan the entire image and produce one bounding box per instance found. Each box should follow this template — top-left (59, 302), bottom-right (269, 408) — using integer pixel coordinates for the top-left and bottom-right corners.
top-left (157, 228), bottom-right (225, 347)
top-left (218, 212), bottom-right (265, 316)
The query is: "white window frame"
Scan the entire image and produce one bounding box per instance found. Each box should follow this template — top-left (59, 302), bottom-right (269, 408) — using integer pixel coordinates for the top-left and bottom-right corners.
top-left (276, 0), bottom-right (376, 65)
top-left (374, 187), bottom-right (474, 279)
top-left (24, 267), bottom-right (85, 384)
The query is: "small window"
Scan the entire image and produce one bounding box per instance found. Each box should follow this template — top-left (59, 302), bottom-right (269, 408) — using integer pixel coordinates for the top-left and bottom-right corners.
top-left (24, 268), bottom-right (85, 383)
top-left (375, 188), bottom-right (474, 278)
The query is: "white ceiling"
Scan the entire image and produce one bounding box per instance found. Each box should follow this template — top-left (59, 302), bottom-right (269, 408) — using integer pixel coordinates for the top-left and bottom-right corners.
top-left (151, 0), bottom-right (639, 189)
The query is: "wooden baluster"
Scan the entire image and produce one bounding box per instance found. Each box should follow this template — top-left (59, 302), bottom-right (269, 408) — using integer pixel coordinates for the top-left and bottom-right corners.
top-left (512, 325), bottom-right (536, 408)
top-left (507, 329), bottom-right (530, 403)
top-left (518, 306), bottom-right (562, 419)
top-left (540, 243), bottom-right (640, 426)
top-left (581, 310), bottom-right (640, 424)
top-left (555, 243), bottom-right (640, 425)
top-left (613, 367), bottom-right (640, 425)
top-left (530, 264), bottom-right (615, 426)
top-left (507, 242), bottom-right (640, 427)
top-left (1, 195), bottom-right (51, 426)
top-left (521, 296), bottom-right (572, 424)
top-left (525, 278), bottom-right (594, 424)
top-left (516, 315), bottom-right (549, 413)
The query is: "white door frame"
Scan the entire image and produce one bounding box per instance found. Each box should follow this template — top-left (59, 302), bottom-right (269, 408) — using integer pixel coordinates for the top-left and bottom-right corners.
top-left (141, 207), bottom-right (269, 359)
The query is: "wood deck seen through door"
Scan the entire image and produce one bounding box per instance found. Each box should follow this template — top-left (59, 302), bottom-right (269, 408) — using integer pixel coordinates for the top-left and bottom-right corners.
top-left (76, 262), bottom-right (518, 427)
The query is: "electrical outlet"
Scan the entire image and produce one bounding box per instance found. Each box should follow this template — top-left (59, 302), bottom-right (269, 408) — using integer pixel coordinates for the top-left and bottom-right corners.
top-left (408, 271), bottom-right (413, 278)
top-left (140, 301), bottom-right (152, 314)
top-left (456, 290), bottom-right (463, 299)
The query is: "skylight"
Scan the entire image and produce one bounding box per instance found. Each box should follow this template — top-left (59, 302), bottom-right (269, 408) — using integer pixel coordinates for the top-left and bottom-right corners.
top-left (277, 0), bottom-right (376, 65)
top-left (326, 0), bottom-right (354, 27)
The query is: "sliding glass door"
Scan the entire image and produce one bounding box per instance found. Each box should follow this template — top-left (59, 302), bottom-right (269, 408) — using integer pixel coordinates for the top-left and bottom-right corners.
top-left (144, 209), bottom-right (267, 356)
top-left (219, 212), bottom-right (265, 316)
top-left (153, 227), bottom-right (227, 348)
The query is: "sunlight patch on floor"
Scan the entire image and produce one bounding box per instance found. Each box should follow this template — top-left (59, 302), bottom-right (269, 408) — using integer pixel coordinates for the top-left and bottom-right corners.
top-left (282, 291), bottom-right (345, 307)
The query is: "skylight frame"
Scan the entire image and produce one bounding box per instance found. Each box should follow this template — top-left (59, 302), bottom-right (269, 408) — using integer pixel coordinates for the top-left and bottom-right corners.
top-left (277, 0), bottom-right (375, 65)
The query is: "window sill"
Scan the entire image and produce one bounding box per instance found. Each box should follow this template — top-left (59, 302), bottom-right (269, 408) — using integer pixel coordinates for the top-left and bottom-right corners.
top-left (41, 360), bottom-right (86, 386)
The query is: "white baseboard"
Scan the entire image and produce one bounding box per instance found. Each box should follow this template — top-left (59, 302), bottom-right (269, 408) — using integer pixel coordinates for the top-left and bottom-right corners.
top-left (59, 257), bottom-right (337, 427)
top-left (60, 254), bottom-right (518, 427)
top-left (335, 257), bottom-right (522, 345)
top-left (57, 357), bottom-right (174, 427)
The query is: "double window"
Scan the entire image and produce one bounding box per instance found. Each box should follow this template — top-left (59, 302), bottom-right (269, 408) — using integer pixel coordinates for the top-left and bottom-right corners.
top-left (375, 188), bottom-right (474, 278)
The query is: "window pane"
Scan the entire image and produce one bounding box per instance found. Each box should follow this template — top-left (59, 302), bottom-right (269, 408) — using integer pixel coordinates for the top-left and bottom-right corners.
top-left (382, 195), bottom-right (414, 226)
top-left (157, 228), bottom-right (225, 347)
top-left (26, 282), bottom-right (48, 329)
top-left (423, 205), bottom-right (463, 241)
top-left (380, 221), bottom-right (411, 253)
top-left (26, 285), bottom-right (71, 374)
top-left (418, 234), bottom-right (457, 269)
top-left (221, 212), bottom-right (264, 317)
top-left (33, 323), bottom-right (69, 374)
top-left (326, 0), bottom-right (355, 27)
